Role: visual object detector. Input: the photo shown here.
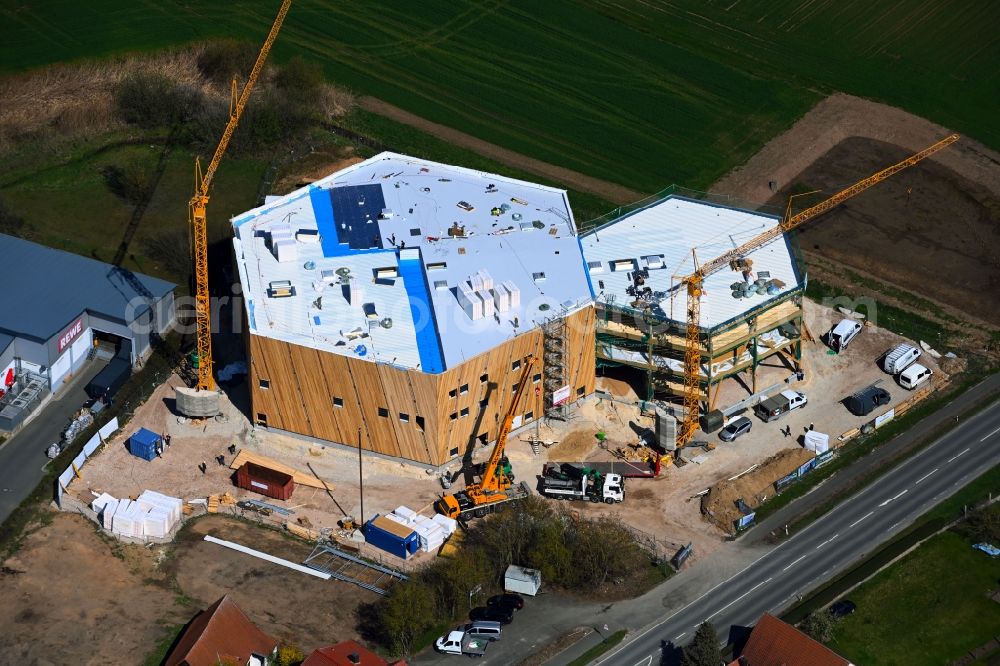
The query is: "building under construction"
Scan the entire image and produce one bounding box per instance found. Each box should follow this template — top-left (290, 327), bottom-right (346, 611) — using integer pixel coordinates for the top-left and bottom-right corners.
top-left (231, 156), bottom-right (803, 465)
top-left (581, 193), bottom-right (806, 412)
top-left (232, 153), bottom-right (595, 466)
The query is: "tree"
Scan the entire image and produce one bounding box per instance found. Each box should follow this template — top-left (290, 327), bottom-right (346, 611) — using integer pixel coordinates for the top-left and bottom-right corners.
top-left (375, 579), bottom-right (436, 656)
top-left (141, 229), bottom-right (191, 281)
top-left (680, 621), bottom-right (722, 666)
top-left (800, 612), bottom-right (835, 643)
top-left (274, 643), bottom-right (305, 666)
top-left (964, 505), bottom-right (1000, 544)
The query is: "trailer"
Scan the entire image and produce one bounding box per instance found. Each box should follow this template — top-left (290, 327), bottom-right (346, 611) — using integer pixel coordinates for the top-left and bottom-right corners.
top-left (547, 457), bottom-right (661, 479)
top-left (753, 390), bottom-right (807, 422)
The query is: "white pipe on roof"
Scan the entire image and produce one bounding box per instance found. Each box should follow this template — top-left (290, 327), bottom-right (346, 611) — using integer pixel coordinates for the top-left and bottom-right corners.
top-left (203, 535), bottom-right (332, 580)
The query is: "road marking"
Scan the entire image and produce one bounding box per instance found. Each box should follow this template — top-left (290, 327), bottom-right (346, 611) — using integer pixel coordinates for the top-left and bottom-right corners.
top-left (879, 490), bottom-right (907, 507)
top-left (981, 426), bottom-right (1000, 442)
top-left (914, 468), bottom-right (938, 485)
top-left (707, 578), bottom-right (772, 620)
top-left (782, 554), bottom-right (807, 572)
top-left (816, 535), bottom-right (839, 550)
top-left (849, 511), bottom-right (874, 528)
top-left (633, 657), bottom-right (652, 666)
top-left (947, 448), bottom-right (970, 463)
top-left (889, 521), bottom-right (900, 530)
top-left (673, 632), bottom-right (687, 641)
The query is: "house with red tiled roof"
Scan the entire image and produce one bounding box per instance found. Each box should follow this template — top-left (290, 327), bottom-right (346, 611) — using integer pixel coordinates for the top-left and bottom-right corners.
top-left (164, 595), bottom-right (278, 666)
top-left (301, 640), bottom-right (406, 666)
top-left (735, 613), bottom-right (854, 666)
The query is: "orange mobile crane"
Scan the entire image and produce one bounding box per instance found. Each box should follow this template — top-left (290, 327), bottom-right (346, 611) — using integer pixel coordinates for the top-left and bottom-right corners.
top-left (436, 356), bottom-right (537, 519)
top-left (676, 134), bottom-right (959, 446)
top-left (189, 0), bottom-right (292, 391)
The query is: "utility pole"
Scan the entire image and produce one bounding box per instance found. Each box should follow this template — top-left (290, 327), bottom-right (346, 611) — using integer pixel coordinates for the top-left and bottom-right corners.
top-left (357, 427), bottom-right (365, 529)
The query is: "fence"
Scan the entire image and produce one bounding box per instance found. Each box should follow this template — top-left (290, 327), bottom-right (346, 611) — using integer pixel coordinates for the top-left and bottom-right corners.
top-left (55, 417), bottom-right (120, 507)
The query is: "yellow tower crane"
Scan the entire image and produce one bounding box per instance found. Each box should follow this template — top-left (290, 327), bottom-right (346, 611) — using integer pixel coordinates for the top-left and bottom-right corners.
top-left (190, 0), bottom-right (292, 391)
top-left (676, 134), bottom-right (959, 446)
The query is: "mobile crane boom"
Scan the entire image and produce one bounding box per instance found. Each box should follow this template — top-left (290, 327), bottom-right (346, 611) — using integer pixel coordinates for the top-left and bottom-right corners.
top-left (436, 356), bottom-right (537, 518)
top-left (677, 134), bottom-right (959, 446)
top-left (190, 0), bottom-right (292, 391)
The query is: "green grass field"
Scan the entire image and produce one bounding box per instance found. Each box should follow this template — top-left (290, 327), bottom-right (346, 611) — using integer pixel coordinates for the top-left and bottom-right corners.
top-left (829, 530), bottom-right (1000, 665)
top-left (0, 134), bottom-right (265, 284)
top-left (2, 1), bottom-right (996, 195)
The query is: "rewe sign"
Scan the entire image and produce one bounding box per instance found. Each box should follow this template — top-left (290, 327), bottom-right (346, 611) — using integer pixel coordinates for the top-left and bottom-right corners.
top-left (57, 317), bottom-right (84, 354)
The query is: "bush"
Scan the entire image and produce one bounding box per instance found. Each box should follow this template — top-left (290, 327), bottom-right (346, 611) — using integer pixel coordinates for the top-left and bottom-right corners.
top-left (114, 72), bottom-right (202, 129)
top-left (274, 644), bottom-right (305, 666)
top-left (276, 56), bottom-right (325, 105)
top-left (0, 198), bottom-right (27, 237)
top-left (141, 229), bottom-right (191, 281)
top-left (197, 40), bottom-right (258, 85)
top-left (101, 159), bottom-right (155, 206)
top-left (800, 612), bottom-right (835, 643)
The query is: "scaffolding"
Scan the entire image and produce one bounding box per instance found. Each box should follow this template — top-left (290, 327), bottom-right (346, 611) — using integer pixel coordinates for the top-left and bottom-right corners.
top-left (542, 315), bottom-right (568, 421)
top-left (303, 542), bottom-right (409, 595)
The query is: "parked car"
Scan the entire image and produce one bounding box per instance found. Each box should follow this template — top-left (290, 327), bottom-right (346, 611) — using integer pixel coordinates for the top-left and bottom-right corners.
top-left (828, 599), bottom-right (857, 619)
top-left (464, 620), bottom-right (503, 641)
top-left (844, 386), bottom-right (891, 416)
top-left (882, 343), bottom-right (921, 374)
top-left (898, 363), bottom-right (933, 390)
top-left (470, 605), bottom-right (514, 625)
top-left (828, 319), bottom-right (862, 352)
top-left (487, 593), bottom-right (524, 612)
top-left (719, 416), bottom-right (753, 441)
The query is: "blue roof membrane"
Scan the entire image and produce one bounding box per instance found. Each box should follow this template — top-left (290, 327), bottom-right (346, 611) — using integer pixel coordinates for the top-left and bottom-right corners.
top-left (397, 250), bottom-right (445, 373)
top-left (309, 185), bottom-right (340, 256)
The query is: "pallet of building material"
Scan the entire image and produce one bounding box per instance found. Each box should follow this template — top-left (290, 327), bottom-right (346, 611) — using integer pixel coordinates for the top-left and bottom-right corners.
top-left (228, 450), bottom-right (333, 490)
top-left (207, 495), bottom-right (219, 514)
top-left (286, 521), bottom-right (321, 542)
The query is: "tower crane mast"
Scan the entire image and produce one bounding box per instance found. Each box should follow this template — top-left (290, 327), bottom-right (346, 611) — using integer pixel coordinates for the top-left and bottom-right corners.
top-left (190, 0), bottom-right (292, 391)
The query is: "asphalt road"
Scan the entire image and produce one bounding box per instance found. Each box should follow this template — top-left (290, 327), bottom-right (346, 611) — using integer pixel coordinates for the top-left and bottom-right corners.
top-left (0, 360), bottom-right (107, 523)
top-left (597, 401), bottom-right (1000, 666)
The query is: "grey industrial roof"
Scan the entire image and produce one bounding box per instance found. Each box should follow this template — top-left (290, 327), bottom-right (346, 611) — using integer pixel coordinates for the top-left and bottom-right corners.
top-left (0, 234), bottom-right (175, 343)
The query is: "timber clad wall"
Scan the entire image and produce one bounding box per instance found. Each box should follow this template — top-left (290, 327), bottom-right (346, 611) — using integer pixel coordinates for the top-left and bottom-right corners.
top-left (248, 306), bottom-right (596, 466)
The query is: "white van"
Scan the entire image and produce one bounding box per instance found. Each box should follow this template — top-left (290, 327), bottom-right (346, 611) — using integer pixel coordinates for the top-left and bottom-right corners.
top-left (898, 363), bottom-right (932, 390)
top-left (829, 319), bottom-right (863, 352)
top-left (883, 344), bottom-right (921, 374)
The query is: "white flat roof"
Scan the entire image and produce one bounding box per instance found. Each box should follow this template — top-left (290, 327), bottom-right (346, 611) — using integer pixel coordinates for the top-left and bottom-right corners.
top-left (580, 197), bottom-right (803, 330)
top-left (232, 152), bottom-right (593, 373)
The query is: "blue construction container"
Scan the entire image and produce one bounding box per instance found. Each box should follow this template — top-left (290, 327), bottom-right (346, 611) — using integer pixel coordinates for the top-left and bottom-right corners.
top-left (364, 514), bottom-right (419, 559)
top-left (128, 428), bottom-right (161, 462)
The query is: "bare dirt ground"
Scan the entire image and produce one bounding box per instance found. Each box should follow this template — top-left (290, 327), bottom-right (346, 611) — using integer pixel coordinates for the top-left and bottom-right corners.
top-left (272, 145), bottom-right (364, 195)
top-left (532, 299), bottom-right (944, 557)
top-left (0, 512), bottom-right (374, 666)
top-left (358, 96), bottom-right (645, 205)
top-left (711, 93), bottom-right (1000, 331)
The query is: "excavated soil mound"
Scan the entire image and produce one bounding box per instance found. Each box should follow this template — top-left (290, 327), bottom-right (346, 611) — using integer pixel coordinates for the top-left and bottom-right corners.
top-left (701, 447), bottom-right (815, 531)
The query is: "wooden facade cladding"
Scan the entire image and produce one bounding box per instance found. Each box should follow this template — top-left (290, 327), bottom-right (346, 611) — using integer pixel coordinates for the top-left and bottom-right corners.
top-left (247, 306), bottom-right (596, 466)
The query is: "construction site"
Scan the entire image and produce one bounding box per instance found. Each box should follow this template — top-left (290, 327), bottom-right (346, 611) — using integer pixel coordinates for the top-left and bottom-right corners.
top-left (4, 3), bottom-right (997, 664)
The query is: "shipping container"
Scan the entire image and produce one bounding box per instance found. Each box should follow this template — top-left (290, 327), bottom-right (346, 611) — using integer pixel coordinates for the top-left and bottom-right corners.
top-left (364, 514), bottom-right (419, 559)
top-left (128, 428), bottom-right (161, 462)
top-left (504, 565), bottom-right (542, 596)
top-left (236, 462), bottom-right (295, 500)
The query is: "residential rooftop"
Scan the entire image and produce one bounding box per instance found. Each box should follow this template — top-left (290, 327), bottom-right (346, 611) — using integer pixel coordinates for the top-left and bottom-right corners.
top-left (579, 196), bottom-right (803, 330)
top-left (232, 152), bottom-right (592, 373)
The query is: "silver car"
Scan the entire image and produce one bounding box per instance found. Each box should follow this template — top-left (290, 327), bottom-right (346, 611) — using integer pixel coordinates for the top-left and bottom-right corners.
top-left (719, 416), bottom-right (752, 442)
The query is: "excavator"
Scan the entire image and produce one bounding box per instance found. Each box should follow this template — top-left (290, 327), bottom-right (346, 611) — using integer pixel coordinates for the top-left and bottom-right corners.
top-left (435, 356), bottom-right (537, 519)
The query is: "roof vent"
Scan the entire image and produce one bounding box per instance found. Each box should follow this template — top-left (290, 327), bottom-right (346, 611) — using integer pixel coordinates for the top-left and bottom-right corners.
top-left (303, 261), bottom-right (316, 270)
top-left (348, 654), bottom-right (361, 665)
top-left (533, 271), bottom-right (546, 283)
top-left (380, 317), bottom-right (393, 329)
